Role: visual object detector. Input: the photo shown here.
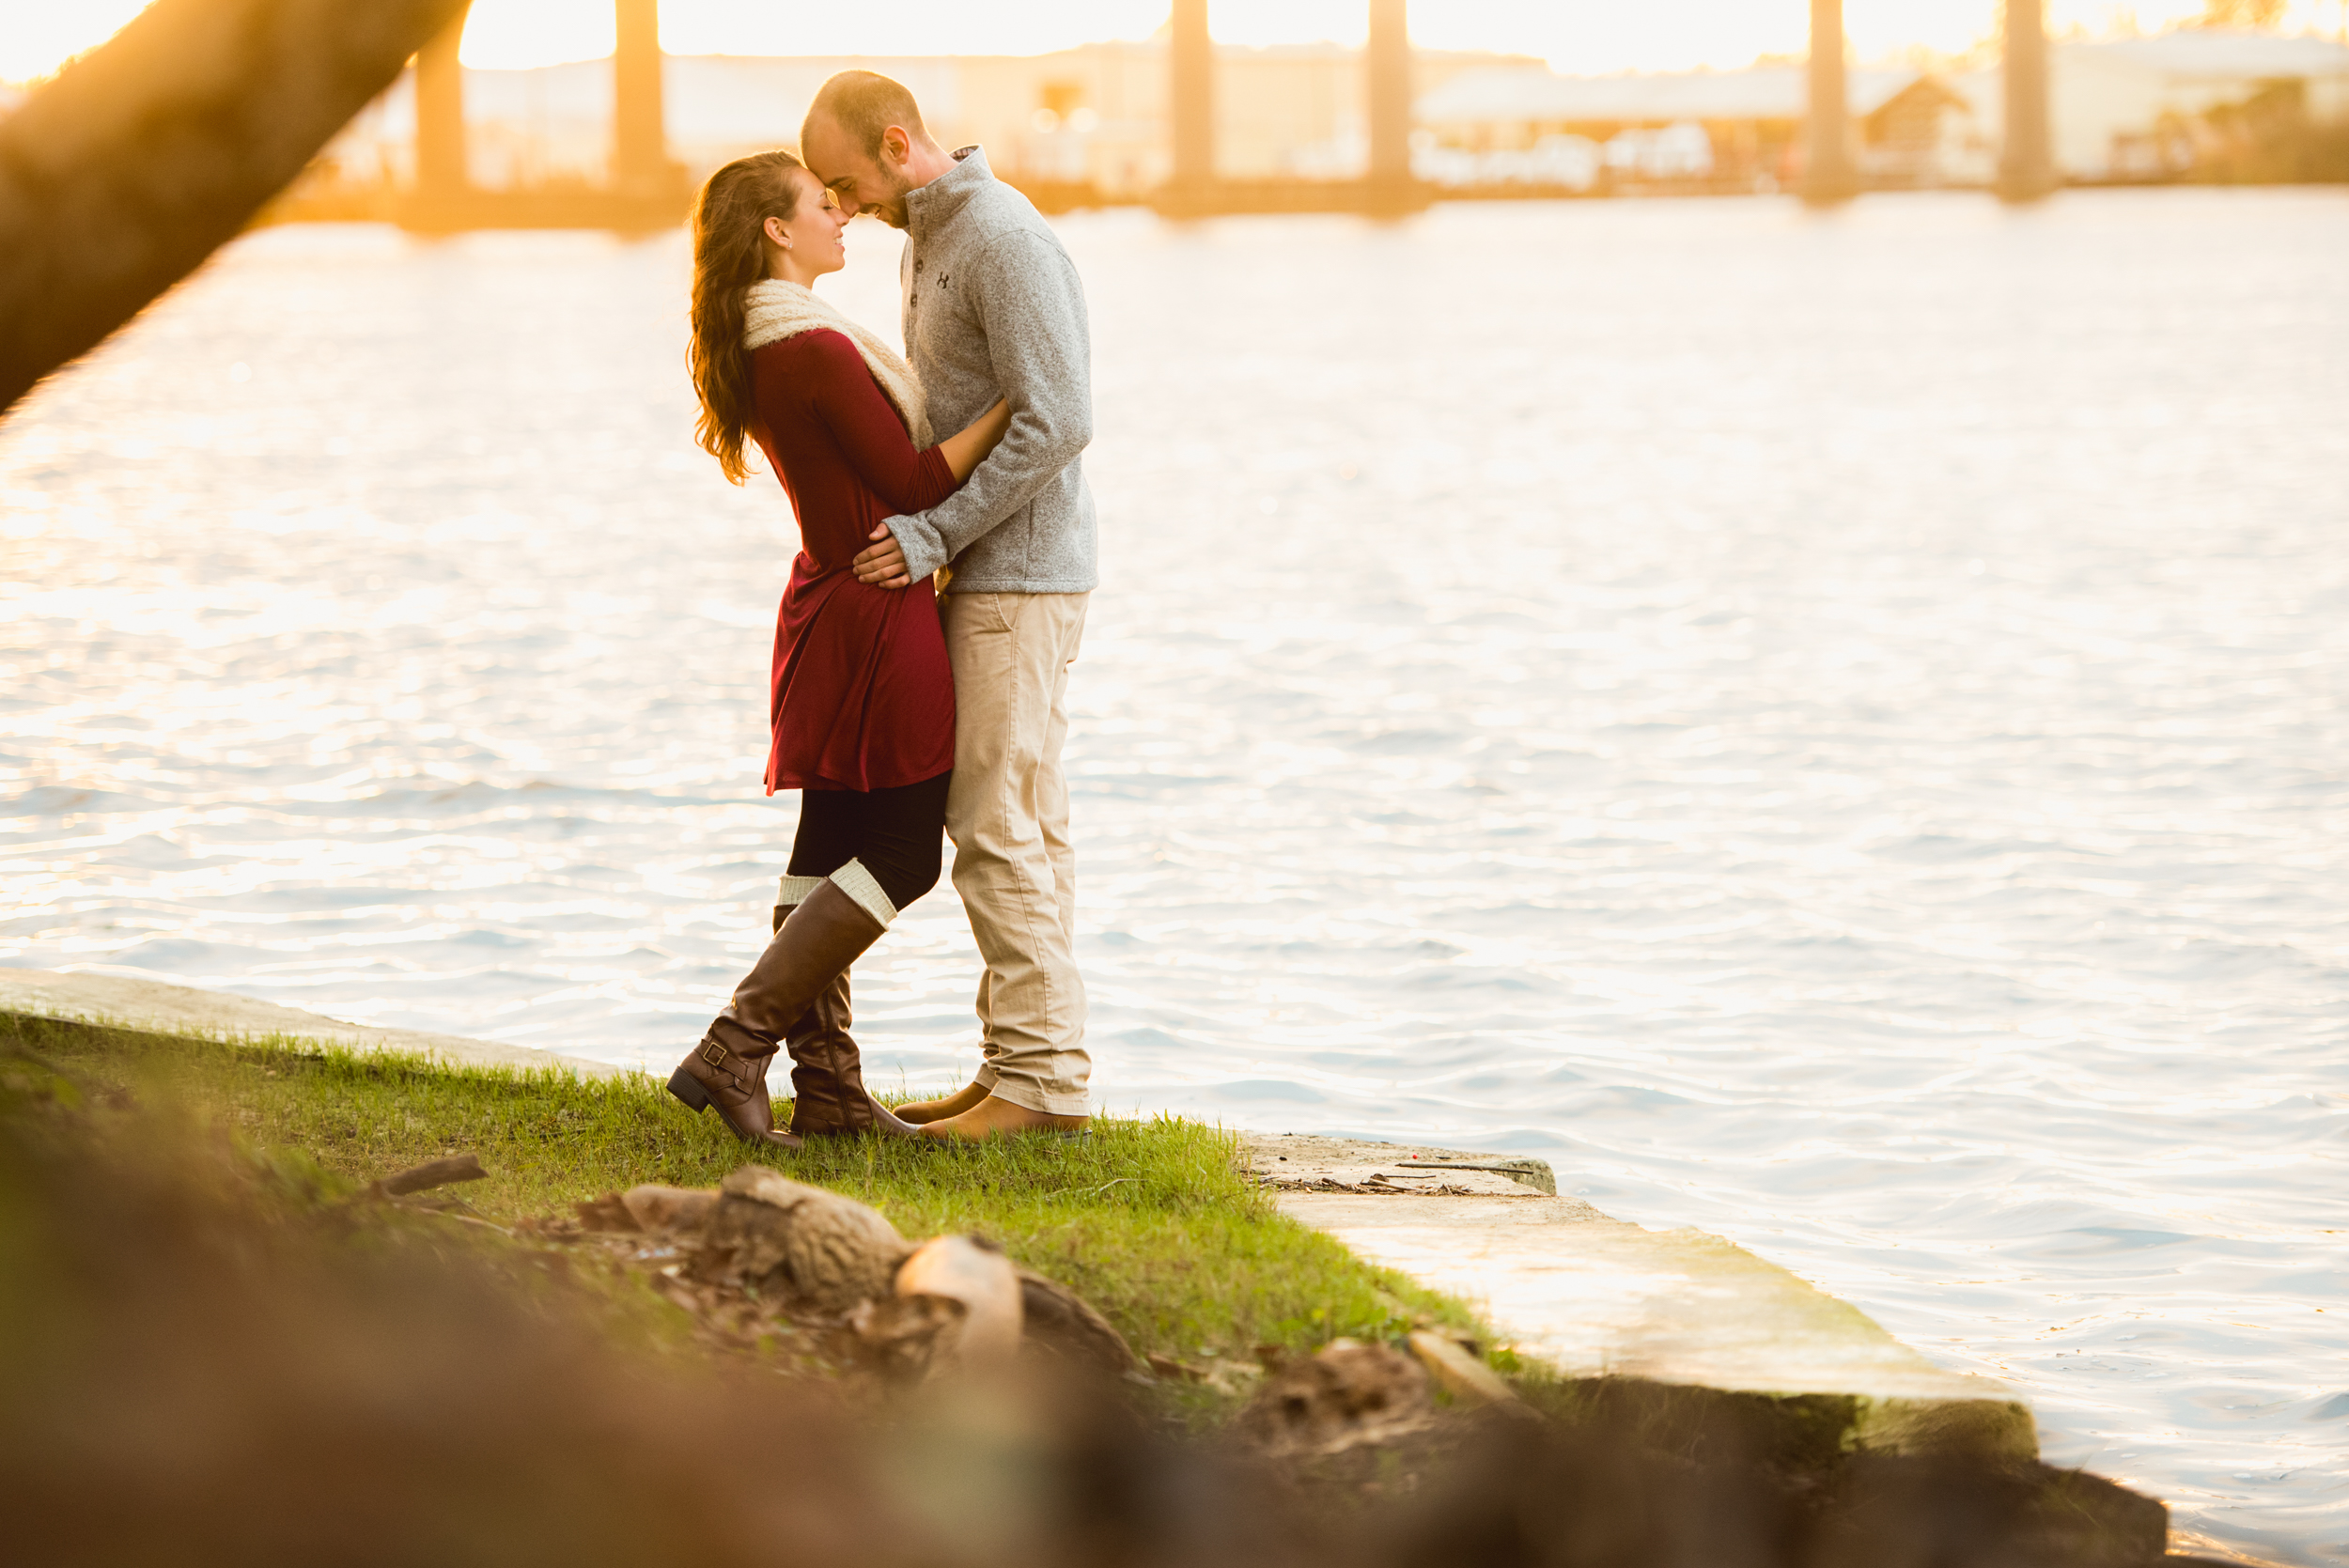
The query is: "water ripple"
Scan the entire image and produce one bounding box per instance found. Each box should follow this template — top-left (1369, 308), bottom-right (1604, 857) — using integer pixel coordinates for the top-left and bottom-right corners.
top-left (4, 192), bottom-right (2346, 1561)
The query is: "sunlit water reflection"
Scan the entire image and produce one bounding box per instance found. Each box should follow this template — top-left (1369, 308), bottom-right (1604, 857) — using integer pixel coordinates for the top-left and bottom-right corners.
top-left (4, 190), bottom-right (2345, 1560)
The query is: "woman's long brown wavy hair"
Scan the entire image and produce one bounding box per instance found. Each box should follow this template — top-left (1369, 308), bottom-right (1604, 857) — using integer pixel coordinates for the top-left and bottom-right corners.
top-left (688, 150), bottom-right (807, 485)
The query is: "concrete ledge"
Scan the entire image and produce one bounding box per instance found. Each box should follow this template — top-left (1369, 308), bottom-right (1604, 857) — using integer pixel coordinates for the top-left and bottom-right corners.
top-left (1246, 1137), bottom-right (2035, 1462)
top-left (0, 969), bottom-right (626, 1079)
top-left (1248, 1131), bottom-right (1559, 1196)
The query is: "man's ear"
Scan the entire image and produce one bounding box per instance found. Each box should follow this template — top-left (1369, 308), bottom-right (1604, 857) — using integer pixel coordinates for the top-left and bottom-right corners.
top-left (881, 126), bottom-right (910, 167)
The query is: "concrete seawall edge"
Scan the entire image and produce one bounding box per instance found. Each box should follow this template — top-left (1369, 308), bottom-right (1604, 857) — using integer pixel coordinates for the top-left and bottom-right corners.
top-left (5, 968), bottom-right (2036, 1465)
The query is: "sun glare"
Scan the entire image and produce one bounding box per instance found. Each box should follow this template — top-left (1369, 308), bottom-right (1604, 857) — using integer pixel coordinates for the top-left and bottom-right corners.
top-left (2, 0), bottom-right (2339, 84)
top-left (0, 0), bottom-right (149, 83)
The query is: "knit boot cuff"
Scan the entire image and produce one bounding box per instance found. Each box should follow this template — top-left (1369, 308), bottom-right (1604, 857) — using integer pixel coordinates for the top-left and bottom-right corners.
top-left (828, 860), bottom-right (898, 930)
top-left (774, 874), bottom-right (826, 911)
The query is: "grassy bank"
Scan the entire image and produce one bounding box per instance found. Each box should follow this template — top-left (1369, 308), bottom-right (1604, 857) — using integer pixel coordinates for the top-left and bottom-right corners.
top-left (2, 1008), bottom-right (1488, 1397)
top-left (3, 1008), bottom-right (2191, 1568)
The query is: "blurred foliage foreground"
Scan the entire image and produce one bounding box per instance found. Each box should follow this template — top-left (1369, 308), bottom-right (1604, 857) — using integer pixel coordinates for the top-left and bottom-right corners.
top-left (0, 1011), bottom-right (2199, 1568)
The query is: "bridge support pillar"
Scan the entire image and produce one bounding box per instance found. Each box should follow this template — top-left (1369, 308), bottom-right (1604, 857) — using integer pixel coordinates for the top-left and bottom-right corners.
top-left (1168, 0), bottom-right (1215, 206)
top-left (1999, 0), bottom-right (2057, 202)
top-left (1366, 0), bottom-right (1414, 203)
top-left (1802, 0), bottom-right (1859, 205)
top-left (612, 0), bottom-right (672, 198)
top-left (413, 10), bottom-right (469, 197)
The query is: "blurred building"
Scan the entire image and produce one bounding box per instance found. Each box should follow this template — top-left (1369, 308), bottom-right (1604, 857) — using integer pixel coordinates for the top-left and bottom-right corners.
top-left (1413, 65), bottom-right (1982, 192)
top-left (321, 41), bottom-right (1535, 201)
top-left (1948, 28), bottom-right (2349, 179)
top-left (1410, 29), bottom-right (2349, 194)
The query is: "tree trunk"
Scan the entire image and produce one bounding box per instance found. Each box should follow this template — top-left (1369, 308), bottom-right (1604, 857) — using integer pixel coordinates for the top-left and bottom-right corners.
top-left (0, 0), bottom-right (474, 416)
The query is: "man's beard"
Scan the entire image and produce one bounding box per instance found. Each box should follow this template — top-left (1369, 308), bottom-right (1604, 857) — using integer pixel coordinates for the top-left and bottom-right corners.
top-left (873, 164), bottom-right (914, 230)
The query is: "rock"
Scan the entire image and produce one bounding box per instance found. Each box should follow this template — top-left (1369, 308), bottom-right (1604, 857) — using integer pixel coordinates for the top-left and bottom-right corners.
top-left (1808, 1455), bottom-right (2170, 1568)
top-left (895, 1235), bottom-right (1022, 1367)
top-left (1143, 1352), bottom-right (1261, 1396)
top-left (848, 1292), bottom-right (968, 1380)
top-left (693, 1167), bottom-right (911, 1316)
top-left (1405, 1329), bottom-right (1520, 1408)
top-left (1853, 1391), bottom-right (2041, 1464)
top-left (568, 1185), bottom-right (718, 1235)
top-left (571, 1192), bottom-right (638, 1233)
top-left (1017, 1269), bottom-right (1141, 1376)
top-left (1374, 1415), bottom-right (1792, 1568)
top-left (1239, 1338), bottom-right (1434, 1454)
top-left (619, 1185), bottom-right (716, 1235)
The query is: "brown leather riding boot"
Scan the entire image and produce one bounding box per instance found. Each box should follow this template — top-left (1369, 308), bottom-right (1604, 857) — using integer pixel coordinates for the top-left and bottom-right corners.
top-left (665, 1017), bottom-right (798, 1147)
top-left (785, 968), bottom-right (920, 1140)
top-left (758, 881), bottom-right (917, 1141)
top-left (664, 883), bottom-right (807, 1143)
top-left (733, 877), bottom-right (893, 1027)
top-left (667, 877), bottom-right (890, 1144)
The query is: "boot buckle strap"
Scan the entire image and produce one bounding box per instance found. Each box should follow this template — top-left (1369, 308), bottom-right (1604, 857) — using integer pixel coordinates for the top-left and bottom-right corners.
top-left (698, 1039), bottom-right (729, 1069)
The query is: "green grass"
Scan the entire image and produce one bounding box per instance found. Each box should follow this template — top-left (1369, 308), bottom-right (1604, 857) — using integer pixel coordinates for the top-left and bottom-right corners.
top-left (4, 1009), bottom-right (1489, 1397)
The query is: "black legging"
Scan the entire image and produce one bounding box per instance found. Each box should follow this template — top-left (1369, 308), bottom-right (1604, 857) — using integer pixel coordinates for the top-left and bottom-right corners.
top-left (786, 770), bottom-right (951, 916)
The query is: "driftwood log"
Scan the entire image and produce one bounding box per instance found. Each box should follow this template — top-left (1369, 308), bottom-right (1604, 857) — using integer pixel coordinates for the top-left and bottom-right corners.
top-left (569, 1170), bottom-right (1142, 1378)
top-left (695, 1167), bottom-right (913, 1318)
top-left (1015, 1267), bottom-right (1141, 1377)
top-left (367, 1152), bottom-right (487, 1200)
top-left (0, 0), bottom-right (471, 414)
top-left (894, 1235), bottom-right (1021, 1364)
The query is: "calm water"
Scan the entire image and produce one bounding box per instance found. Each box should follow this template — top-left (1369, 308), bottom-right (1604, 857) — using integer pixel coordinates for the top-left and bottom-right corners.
top-left (4, 190), bottom-right (2345, 1560)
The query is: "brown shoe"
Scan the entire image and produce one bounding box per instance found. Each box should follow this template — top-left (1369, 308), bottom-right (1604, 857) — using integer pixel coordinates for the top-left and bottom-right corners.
top-left (665, 1021), bottom-right (800, 1148)
top-left (917, 1094), bottom-right (1090, 1143)
top-left (892, 1078), bottom-right (990, 1126)
top-left (784, 968), bottom-right (920, 1141)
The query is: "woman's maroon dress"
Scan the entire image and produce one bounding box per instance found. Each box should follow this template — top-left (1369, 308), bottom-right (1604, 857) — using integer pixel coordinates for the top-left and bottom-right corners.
top-left (747, 329), bottom-right (957, 794)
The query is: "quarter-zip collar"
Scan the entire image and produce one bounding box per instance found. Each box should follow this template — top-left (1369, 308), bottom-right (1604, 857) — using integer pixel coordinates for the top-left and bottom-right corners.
top-left (906, 145), bottom-right (992, 244)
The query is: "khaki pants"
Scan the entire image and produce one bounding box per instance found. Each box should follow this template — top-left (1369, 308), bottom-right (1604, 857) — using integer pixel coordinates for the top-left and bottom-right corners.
top-left (941, 590), bottom-right (1091, 1116)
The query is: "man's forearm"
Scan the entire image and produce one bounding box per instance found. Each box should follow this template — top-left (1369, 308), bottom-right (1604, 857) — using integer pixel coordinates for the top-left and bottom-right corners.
top-left (886, 403), bottom-right (1088, 580)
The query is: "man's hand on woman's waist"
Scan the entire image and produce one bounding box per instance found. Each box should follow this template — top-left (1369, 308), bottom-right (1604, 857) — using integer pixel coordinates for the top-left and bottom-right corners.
top-left (852, 522), bottom-right (913, 590)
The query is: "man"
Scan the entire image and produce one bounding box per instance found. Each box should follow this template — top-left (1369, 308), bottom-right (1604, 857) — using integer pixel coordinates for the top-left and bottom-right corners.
top-left (801, 71), bottom-right (1096, 1141)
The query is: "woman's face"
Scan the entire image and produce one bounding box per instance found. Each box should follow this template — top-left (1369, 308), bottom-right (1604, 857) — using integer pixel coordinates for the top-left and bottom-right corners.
top-left (766, 168), bottom-right (848, 277)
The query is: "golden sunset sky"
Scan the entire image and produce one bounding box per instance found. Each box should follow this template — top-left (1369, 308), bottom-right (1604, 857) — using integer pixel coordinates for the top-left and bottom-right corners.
top-left (6, 0), bottom-right (2343, 83)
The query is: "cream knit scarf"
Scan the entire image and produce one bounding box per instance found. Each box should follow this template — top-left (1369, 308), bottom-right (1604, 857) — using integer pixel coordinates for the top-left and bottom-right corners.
top-left (741, 278), bottom-right (932, 448)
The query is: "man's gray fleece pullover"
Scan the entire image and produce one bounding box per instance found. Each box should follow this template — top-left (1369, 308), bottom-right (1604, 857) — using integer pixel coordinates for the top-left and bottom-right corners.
top-left (883, 147), bottom-right (1098, 595)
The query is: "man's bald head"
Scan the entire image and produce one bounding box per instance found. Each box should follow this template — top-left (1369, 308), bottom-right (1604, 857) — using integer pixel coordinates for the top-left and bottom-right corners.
top-left (803, 70), bottom-right (926, 161)
top-left (800, 70), bottom-right (945, 230)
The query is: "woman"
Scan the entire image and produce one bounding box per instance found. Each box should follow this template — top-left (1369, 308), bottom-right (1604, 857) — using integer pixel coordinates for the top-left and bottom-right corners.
top-left (668, 149), bottom-right (1009, 1146)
